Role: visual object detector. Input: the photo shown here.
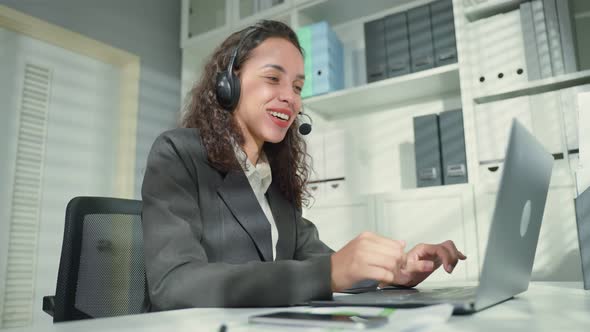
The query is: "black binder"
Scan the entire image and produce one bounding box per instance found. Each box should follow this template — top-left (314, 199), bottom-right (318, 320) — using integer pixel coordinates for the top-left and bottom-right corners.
top-left (430, 0), bottom-right (457, 67)
top-left (413, 114), bottom-right (442, 187)
top-left (384, 12), bottom-right (410, 78)
top-left (364, 18), bottom-right (387, 83)
top-left (439, 109), bottom-right (468, 185)
top-left (408, 5), bottom-right (435, 72)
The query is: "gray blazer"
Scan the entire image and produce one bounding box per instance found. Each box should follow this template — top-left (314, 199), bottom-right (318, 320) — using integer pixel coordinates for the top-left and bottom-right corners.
top-left (141, 128), bottom-right (334, 310)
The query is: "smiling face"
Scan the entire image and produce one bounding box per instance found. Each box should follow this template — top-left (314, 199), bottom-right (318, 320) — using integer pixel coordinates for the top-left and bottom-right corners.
top-left (233, 37), bottom-right (305, 149)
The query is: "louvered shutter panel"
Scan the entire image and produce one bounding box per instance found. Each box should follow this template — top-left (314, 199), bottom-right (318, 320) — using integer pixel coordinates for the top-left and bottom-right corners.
top-left (1, 63), bottom-right (51, 328)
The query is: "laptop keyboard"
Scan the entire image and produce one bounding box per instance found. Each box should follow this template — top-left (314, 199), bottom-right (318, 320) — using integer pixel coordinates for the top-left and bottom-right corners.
top-left (411, 286), bottom-right (478, 300)
top-left (377, 286), bottom-right (478, 302)
top-left (343, 286), bottom-right (479, 304)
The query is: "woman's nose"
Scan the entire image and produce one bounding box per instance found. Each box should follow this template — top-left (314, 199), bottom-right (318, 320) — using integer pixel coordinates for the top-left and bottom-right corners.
top-left (278, 84), bottom-right (297, 105)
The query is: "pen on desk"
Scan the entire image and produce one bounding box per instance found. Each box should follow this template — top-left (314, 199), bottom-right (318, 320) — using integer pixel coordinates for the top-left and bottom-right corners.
top-left (218, 323), bottom-right (227, 332)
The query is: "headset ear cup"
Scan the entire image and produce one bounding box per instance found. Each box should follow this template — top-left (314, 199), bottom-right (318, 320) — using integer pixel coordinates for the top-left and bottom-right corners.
top-left (229, 72), bottom-right (240, 111)
top-left (216, 71), bottom-right (233, 110)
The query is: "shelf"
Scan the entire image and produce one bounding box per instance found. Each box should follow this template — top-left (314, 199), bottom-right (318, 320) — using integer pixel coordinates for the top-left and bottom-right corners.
top-left (474, 68), bottom-right (590, 104)
top-left (304, 64), bottom-right (460, 119)
top-left (464, 0), bottom-right (526, 22)
top-left (297, 0), bottom-right (416, 27)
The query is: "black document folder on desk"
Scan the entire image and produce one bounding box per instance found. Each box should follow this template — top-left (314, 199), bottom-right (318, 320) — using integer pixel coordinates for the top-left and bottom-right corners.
top-left (439, 109), bottom-right (468, 185)
top-left (575, 187), bottom-right (590, 290)
top-left (414, 114), bottom-right (442, 187)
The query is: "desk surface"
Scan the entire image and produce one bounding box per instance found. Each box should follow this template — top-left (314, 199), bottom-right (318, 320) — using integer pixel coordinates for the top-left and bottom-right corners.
top-left (8, 282), bottom-right (590, 332)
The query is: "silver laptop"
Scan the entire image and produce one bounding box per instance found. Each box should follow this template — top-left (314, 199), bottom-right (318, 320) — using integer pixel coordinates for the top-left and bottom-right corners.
top-left (311, 120), bottom-right (554, 314)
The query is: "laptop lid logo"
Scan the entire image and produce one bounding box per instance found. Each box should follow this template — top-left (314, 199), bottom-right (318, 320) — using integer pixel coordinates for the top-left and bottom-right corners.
top-left (520, 200), bottom-right (532, 237)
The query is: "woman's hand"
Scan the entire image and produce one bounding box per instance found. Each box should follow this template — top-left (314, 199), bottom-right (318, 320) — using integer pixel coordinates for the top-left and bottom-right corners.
top-left (330, 232), bottom-right (407, 292)
top-left (391, 240), bottom-right (467, 287)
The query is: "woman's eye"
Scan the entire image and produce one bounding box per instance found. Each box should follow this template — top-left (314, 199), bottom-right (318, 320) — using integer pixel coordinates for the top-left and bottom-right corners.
top-left (266, 76), bottom-right (279, 82)
top-left (294, 86), bottom-right (302, 94)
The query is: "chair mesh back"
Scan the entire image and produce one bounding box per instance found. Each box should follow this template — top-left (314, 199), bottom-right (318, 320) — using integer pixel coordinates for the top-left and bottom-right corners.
top-left (75, 213), bottom-right (145, 318)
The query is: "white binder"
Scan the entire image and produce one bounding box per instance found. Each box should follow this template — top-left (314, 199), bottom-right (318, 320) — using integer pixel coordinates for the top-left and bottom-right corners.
top-left (470, 10), bottom-right (528, 97)
top-left (520, 1), bottom-right (541, 80)
top-left (543, 0), bottom-right (565, 76)
top-left (531, 0), bottom-right (553, 78)
top-left (555, 0), bottom-right (578, 73)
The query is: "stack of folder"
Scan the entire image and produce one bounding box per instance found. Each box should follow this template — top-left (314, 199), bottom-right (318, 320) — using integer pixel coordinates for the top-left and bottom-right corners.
top-left (520, 0), bottom-right (578, 79)
top-left (413, 109), bottom-right (468, 188)
top-left (364, 0), bottom-right (457, 84)
top-left (296, 21), bottom-right (344, 98)
top-left (471, 0), bottom-right (578, 95)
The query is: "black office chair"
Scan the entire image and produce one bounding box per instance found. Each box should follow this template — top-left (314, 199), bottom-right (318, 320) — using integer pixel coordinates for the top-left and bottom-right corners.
top-left (43, 196), bottom-right (148, 322)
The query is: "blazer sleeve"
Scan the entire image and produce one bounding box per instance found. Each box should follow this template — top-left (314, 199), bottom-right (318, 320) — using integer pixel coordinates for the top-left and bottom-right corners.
top-left (141, 132), bottom-right (333, 310)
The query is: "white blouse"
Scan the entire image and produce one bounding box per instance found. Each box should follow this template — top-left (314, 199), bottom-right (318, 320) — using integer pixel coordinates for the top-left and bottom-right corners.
top-left (235, 148), bottom-right (278, 261)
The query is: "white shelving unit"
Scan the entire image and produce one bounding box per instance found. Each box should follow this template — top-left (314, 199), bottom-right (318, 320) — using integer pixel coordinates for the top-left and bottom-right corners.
top-left (179, 0), bottom-right (588, 282)
top-left (459, 0), bottom-right (588, 282)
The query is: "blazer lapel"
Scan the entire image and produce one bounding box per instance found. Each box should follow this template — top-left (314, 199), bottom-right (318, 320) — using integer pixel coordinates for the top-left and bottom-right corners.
top-left (217, 170), bottom-right (273, 262)
top-left (266, 182), bottom-right (296, 260)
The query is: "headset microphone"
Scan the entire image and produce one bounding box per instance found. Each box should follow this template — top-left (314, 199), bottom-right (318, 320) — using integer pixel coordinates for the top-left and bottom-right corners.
top-left (298, 113), bottom-right (313, 135)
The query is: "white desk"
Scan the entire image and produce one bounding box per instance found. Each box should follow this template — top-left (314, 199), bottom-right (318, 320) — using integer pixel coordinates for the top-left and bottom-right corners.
top-left (7, 282), bottom-right (590, 332)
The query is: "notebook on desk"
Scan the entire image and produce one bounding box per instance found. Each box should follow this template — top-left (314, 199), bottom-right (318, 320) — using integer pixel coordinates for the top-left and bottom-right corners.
top-left (311, 120), bottom-right (554, 314)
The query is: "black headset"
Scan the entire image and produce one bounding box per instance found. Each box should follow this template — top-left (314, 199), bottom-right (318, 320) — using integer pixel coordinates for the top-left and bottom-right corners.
top-left (215, 26), bottom-right (312, 135)
top-left (215, 28), bottom-right (256, 111)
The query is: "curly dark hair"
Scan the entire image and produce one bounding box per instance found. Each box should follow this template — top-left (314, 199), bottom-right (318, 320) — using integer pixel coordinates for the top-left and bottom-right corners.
top-left (181, 20), bottom-right (311, 208)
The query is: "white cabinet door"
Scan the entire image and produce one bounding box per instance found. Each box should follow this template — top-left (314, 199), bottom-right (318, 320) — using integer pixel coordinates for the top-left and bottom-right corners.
top-left (474, 184), bottom-right (581, 282)
top-left (305, 131), bottom-right (325, 182)
top-left (474, 95), bottom-right (532, 163)
top-left (0, 27), bottom-right (121, 327)
top-left (305, 128), bottom-right (359, 204)
top-left (529, 91), bottom-right (565, 155)
top-left (475, 92), bottom-right (564, 164)
top-left (375, 185), bottom-right (477, 282)
top-left (306, 128), bottom-right (350, 181)
top-left (479, 158), bottom-right (575, 191)
top-left (303, 198), bottom-right (375, 251)
top-left (324, 128), bottom-right (347, 180)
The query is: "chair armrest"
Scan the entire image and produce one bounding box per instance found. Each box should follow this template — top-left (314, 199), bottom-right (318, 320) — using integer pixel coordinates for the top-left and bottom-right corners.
top-left (43, 295), bottom-right (55, 317)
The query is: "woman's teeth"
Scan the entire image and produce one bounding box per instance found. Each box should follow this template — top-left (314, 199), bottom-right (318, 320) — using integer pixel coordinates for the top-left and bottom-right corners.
top-left (270, 111), bottom-right (289, 121)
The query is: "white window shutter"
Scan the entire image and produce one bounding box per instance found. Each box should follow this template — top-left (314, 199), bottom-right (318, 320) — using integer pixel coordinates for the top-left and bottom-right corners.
top-left (1, 63), bottom-right (51, 328)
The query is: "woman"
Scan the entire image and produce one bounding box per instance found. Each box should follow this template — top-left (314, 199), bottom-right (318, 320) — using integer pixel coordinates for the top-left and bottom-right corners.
top-left (141, 20), bottom-right (466, 311)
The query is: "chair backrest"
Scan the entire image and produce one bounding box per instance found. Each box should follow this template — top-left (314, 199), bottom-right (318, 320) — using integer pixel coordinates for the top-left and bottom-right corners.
top-left (53, 196), bottom-right (147, 322)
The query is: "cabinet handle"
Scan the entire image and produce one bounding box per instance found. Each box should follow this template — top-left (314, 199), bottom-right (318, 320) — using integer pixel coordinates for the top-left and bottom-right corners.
top-left (331, 183), bottom-right (340, 189)
top-left (311, 185), bottom-right (318, 191)
top-left (488, 166), bottom-right (499, 172)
